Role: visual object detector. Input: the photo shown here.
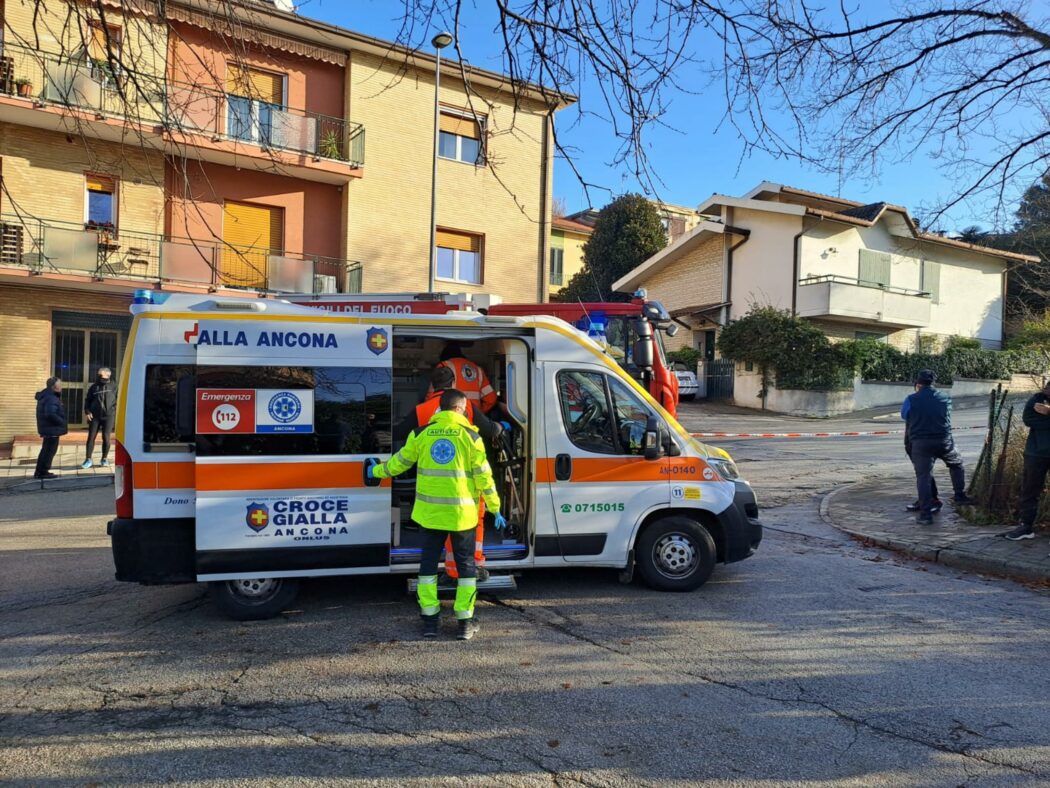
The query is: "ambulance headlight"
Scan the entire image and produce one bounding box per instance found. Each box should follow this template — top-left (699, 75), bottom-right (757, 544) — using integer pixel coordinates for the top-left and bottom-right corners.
top-left (707, 458), bottom-right (739, 481)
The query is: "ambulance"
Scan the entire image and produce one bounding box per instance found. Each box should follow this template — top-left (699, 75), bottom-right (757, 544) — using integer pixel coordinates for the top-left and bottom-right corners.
top-left (108, 293), bottom-right (761, 619)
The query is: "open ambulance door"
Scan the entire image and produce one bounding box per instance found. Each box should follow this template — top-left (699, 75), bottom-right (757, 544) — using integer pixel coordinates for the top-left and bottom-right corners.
top-left (191, 317), bottom-right (394, 600)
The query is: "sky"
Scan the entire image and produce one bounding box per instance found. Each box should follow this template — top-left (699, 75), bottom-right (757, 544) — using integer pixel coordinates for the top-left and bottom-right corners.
top-left (303, 1), bottom-right (1026, 233)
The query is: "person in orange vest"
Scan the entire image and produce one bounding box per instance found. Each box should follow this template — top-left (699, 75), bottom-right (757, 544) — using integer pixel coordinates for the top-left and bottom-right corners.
top-left (434, 342), bottom-right (499, 413)
top-left (399, 365), bottom-right (506, 583)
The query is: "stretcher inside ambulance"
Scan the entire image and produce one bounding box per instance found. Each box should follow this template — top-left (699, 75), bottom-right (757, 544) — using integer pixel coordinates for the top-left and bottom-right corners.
top-left (109, 294), bottom-right (761, 619)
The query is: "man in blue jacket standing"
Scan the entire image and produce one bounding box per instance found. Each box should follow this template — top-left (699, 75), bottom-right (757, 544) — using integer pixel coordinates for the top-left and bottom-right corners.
top-left (904, 369), bottom-right (975, 523)
top-left (34, 377), bottom-right (68, 480)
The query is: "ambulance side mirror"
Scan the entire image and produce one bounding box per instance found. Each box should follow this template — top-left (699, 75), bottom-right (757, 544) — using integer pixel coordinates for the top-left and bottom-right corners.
top-left (643, 417), bottom-right (662, 461)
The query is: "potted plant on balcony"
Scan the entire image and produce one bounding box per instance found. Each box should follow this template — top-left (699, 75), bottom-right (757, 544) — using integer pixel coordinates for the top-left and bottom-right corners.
top-left (319, 129), bottom-right (343, 160)
top-left (14, 78), bottom-right (32, 98)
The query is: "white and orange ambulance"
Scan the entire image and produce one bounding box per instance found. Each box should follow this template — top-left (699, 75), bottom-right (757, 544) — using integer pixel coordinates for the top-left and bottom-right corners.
top-left (109, 292), bottom-right (761, 619)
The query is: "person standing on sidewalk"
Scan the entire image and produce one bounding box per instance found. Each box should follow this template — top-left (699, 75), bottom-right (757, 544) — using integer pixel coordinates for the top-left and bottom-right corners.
top-left (902, 384), bottom-right (941, 514)
top-left (1005, 380), bottom-right (1050, 540)
top-left (82, 367), bottom-right (116, 469)
top-left (904, 369), bottom-right (975, 523)
top-left (34, 377), bottom-right (67, 480)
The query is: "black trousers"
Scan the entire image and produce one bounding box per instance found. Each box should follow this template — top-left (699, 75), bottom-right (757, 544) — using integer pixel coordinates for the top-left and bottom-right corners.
top-left (86, 417), bottom-right (112, 460)
top-left (35, 436), bottom-right (60, 477)
top-left (1018, 454), bottom-right (1050, 528)
top-left (418, 526), bottom-right (476, 579)
top-left (910, 437), bottom-right (966, 515)
top-left (905, 444), bottom-right (939, 500)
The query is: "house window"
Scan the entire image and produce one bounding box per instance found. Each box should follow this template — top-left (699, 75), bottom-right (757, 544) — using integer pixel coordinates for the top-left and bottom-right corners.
top-left (550, 230), bottom-right (565, 286)
top-left (922, 260), bottom-right (941, 303)
top-left (858, 249), bottom-right (891, 287)
top-left (225, 63), bottom-right (286, 146)
top-left (550, 247), bottom-right (564, 286)
top-left (87, 21), bottom-right (122, 84)
top-left (438, 110), bottom-right (484, 164)
top-left (854, 331), bottom-right (887, 343)
top-left (436, 229), bottom-right (482, 284)
top-left (85, 174), bottom-right (117, 230)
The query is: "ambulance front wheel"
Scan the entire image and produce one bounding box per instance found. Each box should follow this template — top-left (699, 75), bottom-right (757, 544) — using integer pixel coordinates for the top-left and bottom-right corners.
top-left (636, 517), bottom-right (716, 592)
top-left (209, 578), bottom-right (300, 620)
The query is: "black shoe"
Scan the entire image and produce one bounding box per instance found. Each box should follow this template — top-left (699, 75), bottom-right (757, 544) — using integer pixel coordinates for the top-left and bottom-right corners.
top-left (905, 501), bottom-right (921, 512)
top-left (476, 567), bottom-right (490, 583)
top-left (1003, 525), bottom-right (1035, 541)
top-left (916, 514), bottom-right (934, 525)
top-left (931, 499), bottom-right (943, 514)
top-left (34, 472), bottom-right (57, 480)
top-left (456, 617), bottom-right (480, 641)
top-left (421, 614), bottom-right (439, 639)
top-left (953, 494), bottom-right (977, 506)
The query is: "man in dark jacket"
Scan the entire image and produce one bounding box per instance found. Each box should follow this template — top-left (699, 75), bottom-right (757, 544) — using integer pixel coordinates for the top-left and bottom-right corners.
top-left (82, 366), bottom-right (116, 469)
top-left (35, 377), bottom-right (68, 479)
top-left (904, 369), bottom-right (975, 523)
top-left (1005, 380), bottom-right (1050, 540)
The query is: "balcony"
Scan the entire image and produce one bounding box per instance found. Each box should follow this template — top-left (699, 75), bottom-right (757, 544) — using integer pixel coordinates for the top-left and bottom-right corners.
top-left (796, 275), bottom-right (931, 328)
top-left (0, 43), bottom-right (365, 181)
top-left (0, 214), bottom-right (363, 294)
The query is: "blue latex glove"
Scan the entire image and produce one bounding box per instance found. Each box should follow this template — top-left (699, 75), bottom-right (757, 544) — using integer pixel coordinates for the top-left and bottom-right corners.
top-left (493, 512), bottom-right (508, 530)
top-left (365, 459), bottom-right (378, 479)
top-left (499, 421), bottom-right (512, 432)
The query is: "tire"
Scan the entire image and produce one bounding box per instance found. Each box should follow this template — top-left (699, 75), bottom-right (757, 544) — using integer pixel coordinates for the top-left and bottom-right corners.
top-left (679, 393), bottom-right (696, 402)
top-left (635, 516), bottom-right (717, 592)
top-left (209, 577), bottom-right (300, 621)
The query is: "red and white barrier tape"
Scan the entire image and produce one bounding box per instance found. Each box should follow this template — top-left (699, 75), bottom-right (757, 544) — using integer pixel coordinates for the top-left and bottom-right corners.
top-left (691, 425), bottom-right (986, 439)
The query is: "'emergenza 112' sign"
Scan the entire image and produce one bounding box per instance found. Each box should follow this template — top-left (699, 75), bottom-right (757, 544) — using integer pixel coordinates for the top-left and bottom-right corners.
top-left (196, 389), bottom-right (314, 435)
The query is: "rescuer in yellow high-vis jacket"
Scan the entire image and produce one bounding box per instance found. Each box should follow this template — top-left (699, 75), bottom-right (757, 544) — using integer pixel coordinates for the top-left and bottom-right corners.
top-left (368, 388), bottom-right (503, 640)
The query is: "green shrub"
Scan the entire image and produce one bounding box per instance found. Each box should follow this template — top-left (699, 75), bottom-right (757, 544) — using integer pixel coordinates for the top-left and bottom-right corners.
top-left (666, 347), bottom-right (701, 370)
top-left (946, 335), bottom-right (982, 350)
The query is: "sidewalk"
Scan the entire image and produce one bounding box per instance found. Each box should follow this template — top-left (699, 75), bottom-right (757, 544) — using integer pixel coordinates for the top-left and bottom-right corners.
top-left (0, 451), bottom-right (114, 493)
top-left (821, 474), bottom-right (1050, 583)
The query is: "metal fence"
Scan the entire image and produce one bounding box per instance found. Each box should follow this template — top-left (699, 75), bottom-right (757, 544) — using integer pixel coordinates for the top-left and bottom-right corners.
top-left (0, 214), bottom-right (363, 294)
top-left (705, 359), bottom-right (736, 400)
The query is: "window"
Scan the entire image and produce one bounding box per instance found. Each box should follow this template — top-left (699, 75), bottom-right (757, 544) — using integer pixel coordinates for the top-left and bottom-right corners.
top-left (225, 63), bottom-right (285, 145)
top-left (854, 331), bottom-right (887, 343)
top-left (550, 247), bottom-right (564, 286)
top-left (557, 371), bottom-right (656, 456)
top-left (143, 364), bottom-right (392, 455)
top-left (859, 249), bottom-right (892, 287)
top-left (85, 174), bottom-right (117, 229)
top-left (436, 229), bottom-right (482, 284)
top-left (438, 110), bottom-right (484, 164)
top-left (922, 260), bottom-right (941, 303)
top-left (221, 200), bottom-right (283, 288)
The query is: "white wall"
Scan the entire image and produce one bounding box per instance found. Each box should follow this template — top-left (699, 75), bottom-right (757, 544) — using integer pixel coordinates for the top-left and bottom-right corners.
top-left (726, 207), bottom-right (803, 319)
top-left (798, 220), bottom-right (1005, 343)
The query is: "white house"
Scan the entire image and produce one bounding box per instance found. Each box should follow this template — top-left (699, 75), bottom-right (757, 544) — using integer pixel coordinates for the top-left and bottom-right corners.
top-left (614, 183), bottom-right (1038, 364)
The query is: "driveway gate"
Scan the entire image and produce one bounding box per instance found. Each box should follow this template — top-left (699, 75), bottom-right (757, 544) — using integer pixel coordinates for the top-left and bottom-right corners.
top-left (705, 359), bottom-right (735, 401)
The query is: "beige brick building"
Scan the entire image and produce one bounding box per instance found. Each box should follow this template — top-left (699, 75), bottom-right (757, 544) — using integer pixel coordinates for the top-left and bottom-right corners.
top-left (0, 1), bottom-right (572, 445)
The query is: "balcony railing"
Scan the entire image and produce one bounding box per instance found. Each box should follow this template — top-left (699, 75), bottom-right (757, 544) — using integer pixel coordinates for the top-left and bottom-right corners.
top-left (0, 214), bottom-right (363, 294)
top-left (0, 42), bottom-right (365, 166)
top-left (799, 274), bottom-right (930, 298)
top-left (796, 274), bottom-right (931, 328)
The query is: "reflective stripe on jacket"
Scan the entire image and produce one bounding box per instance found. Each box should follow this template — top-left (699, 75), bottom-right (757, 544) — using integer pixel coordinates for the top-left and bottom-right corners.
top-left (435, 358), bottom-right (498, 412)
top-left (372, 410), bottom-right (500, 531)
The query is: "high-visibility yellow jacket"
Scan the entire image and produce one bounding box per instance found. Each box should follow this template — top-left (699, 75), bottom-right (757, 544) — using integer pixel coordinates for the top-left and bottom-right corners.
top-left (372, 410), bottom-right (501, 531)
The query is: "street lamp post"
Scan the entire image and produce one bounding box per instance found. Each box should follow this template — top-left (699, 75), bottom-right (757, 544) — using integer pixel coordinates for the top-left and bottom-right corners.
top-left (428, 31), bottom-right (454, 293)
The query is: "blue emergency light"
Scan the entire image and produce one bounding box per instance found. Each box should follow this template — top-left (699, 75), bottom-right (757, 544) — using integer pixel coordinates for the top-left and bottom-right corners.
top-left (132, 289), bottom-right (170, 305)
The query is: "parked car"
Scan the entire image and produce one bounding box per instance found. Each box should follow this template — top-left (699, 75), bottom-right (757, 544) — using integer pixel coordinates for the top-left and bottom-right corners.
top-left (672, 362), bottom-right (699, 401)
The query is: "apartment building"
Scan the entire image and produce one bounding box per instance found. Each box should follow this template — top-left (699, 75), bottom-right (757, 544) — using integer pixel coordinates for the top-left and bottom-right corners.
top-left (0, 0), bottom-right (571, 442)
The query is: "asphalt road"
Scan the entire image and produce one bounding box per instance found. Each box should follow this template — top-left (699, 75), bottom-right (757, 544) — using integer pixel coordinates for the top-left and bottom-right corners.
top-left (2, 402), bottom-right (1049, 786)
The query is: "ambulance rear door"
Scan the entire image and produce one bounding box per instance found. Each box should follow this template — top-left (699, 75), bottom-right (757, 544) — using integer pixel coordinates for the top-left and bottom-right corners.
top-left (191, 317), bottom-right (394, 580)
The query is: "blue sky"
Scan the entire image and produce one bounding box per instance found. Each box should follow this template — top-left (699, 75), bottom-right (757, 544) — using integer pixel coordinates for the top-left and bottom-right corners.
top-left (308, 1), bottom-right (1018, 232)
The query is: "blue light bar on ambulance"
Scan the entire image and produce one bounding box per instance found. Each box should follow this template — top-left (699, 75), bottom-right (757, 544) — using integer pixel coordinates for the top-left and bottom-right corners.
top-left (132, 289), bottom-right (171, 305)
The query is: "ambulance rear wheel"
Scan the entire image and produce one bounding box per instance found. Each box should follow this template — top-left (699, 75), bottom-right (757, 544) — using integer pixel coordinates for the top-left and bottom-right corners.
top-left (636, 517), bottom-right (716, 592)
top-left (210, 578), bottom-right (300, 620)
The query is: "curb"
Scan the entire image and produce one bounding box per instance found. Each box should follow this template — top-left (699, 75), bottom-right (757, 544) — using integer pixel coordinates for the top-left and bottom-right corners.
top-left (819, 481), bottom-right (1050, 584)
top-left (0, 475), bottom-right (114, 495)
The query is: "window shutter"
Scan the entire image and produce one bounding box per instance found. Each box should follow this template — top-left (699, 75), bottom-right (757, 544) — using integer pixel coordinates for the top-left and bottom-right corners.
top-left (226, 64), bottom-right (284, 104)
top-left (86, 174), bottom-right (115, 193)
top-left (922, 260), bottom-right (941, 303)
top-left (439, 112), bottom-right (481, 140)
top-left (88, 23), bottom-right (120, 60)
top-left (550, 230), bottom-right (565, 250)
top-left (221, 201), bottom-right (283, 288)
top-left (859, 249), bottom-right (891, 287)
top-left (436, 229), bottom-right (480, 252)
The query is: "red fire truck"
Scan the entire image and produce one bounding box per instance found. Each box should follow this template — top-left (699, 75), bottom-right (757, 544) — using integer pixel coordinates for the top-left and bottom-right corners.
top-left (287, 290), bottom-right (682, 416)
